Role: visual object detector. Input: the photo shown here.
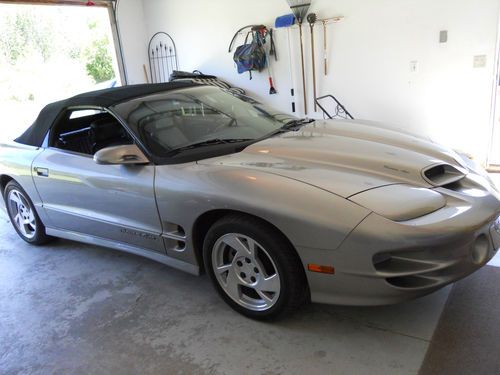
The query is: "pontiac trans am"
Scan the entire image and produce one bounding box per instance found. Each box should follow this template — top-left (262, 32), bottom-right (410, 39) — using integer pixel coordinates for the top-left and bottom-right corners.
top-left (1, 82), bottom-right (499, 319)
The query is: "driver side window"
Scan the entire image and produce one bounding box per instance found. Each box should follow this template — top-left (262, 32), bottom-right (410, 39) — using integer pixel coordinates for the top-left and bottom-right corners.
top-left (50, 109), bottom-right (133, 156)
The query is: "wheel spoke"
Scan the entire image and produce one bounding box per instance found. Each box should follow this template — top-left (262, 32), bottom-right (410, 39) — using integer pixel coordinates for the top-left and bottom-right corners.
top-left (245, 237), bottom-right (258, 257)
top-left (256, 289), bottom-right (274, 304)
top-left (215, 263), bottom-right (232, 275)
top-left (10, 191), bottom-right (22, 207)
top-left (223, 269), bottom-right (241, 301)
top-left (222, 235), bottom-right (252, 257)
top-left (14, 214), bottom-right (28, 236)
top-left (29, 213), bottom-right (36, 226)
top-left (256, 274), bottom-right (280, 293)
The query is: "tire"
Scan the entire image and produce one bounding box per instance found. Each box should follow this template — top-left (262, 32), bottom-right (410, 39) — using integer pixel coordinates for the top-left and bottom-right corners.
top-left (203, 214), bottom-right (309, 320)
top-left (3, 180), bottom-right (52, 245)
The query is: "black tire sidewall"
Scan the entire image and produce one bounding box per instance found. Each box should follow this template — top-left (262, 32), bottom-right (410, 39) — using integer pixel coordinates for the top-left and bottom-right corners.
top-left (203, 215), bottom-right (306, 320)
top-left (4, 181), bottom-right (48, 245)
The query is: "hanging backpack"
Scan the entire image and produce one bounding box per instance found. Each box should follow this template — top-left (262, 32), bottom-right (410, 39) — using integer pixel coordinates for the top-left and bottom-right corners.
top-left (233, 31), bottom-right (267, 79)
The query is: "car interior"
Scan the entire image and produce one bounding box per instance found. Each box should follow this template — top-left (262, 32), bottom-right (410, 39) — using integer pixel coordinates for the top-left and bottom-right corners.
top-left (51, 109), bottom-right (133, 156)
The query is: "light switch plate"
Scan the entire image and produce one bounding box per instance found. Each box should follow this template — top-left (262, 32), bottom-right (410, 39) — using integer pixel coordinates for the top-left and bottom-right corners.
top-left (474, 55), bottom-right (487, 68)
top-left (410, 61), bottom-right (419, 73)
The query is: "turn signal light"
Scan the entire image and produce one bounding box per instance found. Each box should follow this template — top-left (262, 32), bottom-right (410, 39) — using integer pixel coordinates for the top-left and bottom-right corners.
top-left (308, 264), bottom-right (335, 274)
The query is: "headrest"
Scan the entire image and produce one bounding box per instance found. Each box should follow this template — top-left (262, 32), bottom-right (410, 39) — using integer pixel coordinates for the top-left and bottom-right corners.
top-left (90, 117), bottom-right (123, 141)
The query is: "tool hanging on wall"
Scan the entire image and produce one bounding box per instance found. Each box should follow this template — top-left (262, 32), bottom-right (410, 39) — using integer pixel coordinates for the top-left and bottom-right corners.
top-left (322, 20), bottom-right (328, 76)
top-left (267, 29), bottom-right (278, 94)
top-left (231, 26), bottom-right (267, 80)
top-left (307, 13), bottom-right (318, 112)
top-left (266, 66), bottom-right (277, 94)
top-left (286, 0), bottom-right (311, 115)
top-left (275, 14), bottom-right (296, 112)
top-left (228, 25), bottom-right (266, 53)
top-left (230, 25), bottom-right (278, 95)
top-left (269, 29), bottom-right (277, 61)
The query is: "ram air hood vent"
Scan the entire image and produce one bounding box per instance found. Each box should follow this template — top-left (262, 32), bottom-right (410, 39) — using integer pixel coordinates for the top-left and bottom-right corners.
top-left (422, 164), bottom-right (467, 187)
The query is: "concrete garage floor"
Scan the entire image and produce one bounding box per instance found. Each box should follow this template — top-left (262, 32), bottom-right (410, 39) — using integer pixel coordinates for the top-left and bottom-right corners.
top-left (0, 213), bottom-right (454, 375)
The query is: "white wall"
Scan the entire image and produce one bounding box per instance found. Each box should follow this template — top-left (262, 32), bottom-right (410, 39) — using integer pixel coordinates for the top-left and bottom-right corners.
top-left (116, 0), bottom-right (149, 84)
top-left (140, 0), bottom-right (500, 162)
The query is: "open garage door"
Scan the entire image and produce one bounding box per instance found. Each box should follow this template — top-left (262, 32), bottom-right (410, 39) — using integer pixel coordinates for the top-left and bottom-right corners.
top-left (0, 0), bottom-right (126, 142)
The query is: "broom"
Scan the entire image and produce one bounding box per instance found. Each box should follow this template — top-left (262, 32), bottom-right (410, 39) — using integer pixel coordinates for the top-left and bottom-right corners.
top-left (286, 0), bottom-right (311, 115)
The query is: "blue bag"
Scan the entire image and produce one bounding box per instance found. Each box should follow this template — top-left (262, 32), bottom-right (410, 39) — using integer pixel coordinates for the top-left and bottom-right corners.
top-left (233, 32), bottom-right (267, 79)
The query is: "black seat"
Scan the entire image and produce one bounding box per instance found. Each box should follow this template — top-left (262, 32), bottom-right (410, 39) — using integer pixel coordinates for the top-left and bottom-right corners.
top-left (58, 127), bottom-right (93, 154)
top-left (90, 118), bottom-right (130, 153)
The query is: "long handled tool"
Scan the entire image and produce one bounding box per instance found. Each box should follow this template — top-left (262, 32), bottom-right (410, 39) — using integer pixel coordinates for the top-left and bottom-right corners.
top-left (286, 28), bottom-right (296, 112)
top-left (286, 0), bottom-right (311, 115)
top-left (322, 20), bottom-right (328, 76)
top-left (307, 13), bottom-right (317, 112)
top-left (275, 14), bottom-right (296, 112)
top-left (267, 28), bottom-right (277, 94)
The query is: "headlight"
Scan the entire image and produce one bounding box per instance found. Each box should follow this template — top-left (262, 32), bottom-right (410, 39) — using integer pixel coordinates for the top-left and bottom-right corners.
top-left (349, 184), bottom-right (446, 221)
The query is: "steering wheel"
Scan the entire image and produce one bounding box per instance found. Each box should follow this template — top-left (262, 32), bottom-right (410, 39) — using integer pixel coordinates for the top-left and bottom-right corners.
top-left (213, 118), bottom-right (237, 133)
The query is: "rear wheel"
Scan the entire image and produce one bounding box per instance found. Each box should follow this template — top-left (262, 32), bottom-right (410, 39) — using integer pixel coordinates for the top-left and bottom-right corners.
top-left (203, 214), bottom-right (308, 320)
top-left (4, 181), bottom-right (52, 245)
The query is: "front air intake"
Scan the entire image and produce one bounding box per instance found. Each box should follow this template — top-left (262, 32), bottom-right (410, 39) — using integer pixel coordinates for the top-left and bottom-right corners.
top-left (422, 164), bottom-right (466, 187)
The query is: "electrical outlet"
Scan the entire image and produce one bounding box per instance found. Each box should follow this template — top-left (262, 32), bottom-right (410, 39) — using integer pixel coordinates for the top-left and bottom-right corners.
top-left (473, 55), bottom-right (487, 68)
top-left (410, 61), bottom-right (419, 73)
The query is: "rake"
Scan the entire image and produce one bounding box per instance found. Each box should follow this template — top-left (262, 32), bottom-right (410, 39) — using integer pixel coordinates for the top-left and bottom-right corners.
top-left (286, 0), bottom-right (311, 115)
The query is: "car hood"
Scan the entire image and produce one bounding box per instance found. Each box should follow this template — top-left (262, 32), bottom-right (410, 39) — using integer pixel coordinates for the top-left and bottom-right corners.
top-left (199, 119), bottom-right (468, 198)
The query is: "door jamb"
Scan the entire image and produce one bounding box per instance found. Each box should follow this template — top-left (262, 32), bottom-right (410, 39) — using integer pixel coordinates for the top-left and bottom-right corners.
top-left (486, 4), bottom-right (500, 170)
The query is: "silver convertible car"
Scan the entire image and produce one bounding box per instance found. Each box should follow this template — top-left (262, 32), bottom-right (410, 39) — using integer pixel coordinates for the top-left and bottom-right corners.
top-left (1, 82), bottom-right (500, 319)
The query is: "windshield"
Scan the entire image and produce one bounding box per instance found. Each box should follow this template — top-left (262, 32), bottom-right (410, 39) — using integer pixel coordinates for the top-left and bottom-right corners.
top-left (112, 86), bottom-right (296, 157)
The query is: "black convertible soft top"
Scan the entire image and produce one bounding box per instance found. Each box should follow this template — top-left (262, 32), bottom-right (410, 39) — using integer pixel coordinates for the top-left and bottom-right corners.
top-left (16, 81), bottom-right (198, 147)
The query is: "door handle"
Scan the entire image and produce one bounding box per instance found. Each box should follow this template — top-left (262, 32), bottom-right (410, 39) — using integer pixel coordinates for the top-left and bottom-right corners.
top-left (35, 167), bottom-right (49, 177)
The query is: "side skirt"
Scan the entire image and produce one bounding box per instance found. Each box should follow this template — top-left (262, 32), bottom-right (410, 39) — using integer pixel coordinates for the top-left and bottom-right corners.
top-left (46, 227), bottom-right (200, 275)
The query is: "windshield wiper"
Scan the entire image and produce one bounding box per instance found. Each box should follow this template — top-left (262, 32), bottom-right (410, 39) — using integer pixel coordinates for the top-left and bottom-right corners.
top-left (168, 138), bottom-right (254, 154)
top-left (281, 118), bottom-right (315, 130)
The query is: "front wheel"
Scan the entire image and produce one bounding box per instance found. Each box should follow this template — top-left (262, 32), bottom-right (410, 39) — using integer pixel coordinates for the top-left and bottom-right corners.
top-left (4, 180), bottom-right (52, 245)
top-left (203, 214), bottom-right (308, 320)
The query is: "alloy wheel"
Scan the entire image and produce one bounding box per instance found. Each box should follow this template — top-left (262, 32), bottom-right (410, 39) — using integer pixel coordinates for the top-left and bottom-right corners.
top-left (211, 233), bottom-right (281, 311)
top-left (7, 189), bottom-right (37, 239)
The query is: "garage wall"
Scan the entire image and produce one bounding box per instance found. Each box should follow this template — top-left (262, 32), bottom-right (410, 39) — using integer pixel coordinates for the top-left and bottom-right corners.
top-left (116, 0), bottom-right (149, 84)
top-left (139, 0), bottom-right (500, 162)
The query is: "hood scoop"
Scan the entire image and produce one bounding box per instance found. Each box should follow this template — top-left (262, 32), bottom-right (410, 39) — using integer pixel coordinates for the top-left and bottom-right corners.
top-left (422, 164), bottom-right (466, 187)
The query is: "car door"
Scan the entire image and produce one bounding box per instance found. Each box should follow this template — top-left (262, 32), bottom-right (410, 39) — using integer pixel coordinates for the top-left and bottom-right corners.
top-left (32, 107), bottom-right (165, 253)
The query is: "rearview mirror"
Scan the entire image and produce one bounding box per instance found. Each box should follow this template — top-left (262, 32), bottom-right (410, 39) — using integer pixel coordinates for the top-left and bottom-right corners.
top-left (94, 144), bottom-right (149, 165)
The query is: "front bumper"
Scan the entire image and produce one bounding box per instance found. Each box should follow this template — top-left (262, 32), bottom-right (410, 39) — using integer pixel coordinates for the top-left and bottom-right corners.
top-left (300, 174), bottom-right (500, 306)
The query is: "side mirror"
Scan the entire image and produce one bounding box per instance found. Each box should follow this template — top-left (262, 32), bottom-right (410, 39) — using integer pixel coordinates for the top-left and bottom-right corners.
top-left (94, 144), bottom-right (149, 165)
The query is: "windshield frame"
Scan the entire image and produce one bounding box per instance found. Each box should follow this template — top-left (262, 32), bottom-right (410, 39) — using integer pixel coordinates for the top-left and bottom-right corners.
top-left (111, 85), bottom-right (297, 165)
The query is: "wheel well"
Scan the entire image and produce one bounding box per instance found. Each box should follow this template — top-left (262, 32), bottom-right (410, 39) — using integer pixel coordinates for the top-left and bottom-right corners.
top-left (191, 209), bottom-right (301, 274)
top-left (0, 175), bottom-right (13, 196)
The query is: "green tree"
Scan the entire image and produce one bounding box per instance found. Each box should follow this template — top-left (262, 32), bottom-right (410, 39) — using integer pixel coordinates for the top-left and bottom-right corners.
top-left (84, 36), bottom-right (115, 83)
top-left (0, 10), bottom-right (53, 63)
